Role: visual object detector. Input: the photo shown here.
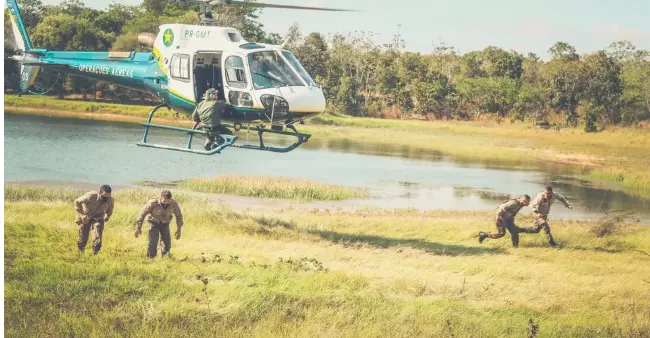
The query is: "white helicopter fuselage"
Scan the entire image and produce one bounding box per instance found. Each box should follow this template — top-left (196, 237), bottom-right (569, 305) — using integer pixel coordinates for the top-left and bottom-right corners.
top-left (147, 24), bottom-right (327, 125)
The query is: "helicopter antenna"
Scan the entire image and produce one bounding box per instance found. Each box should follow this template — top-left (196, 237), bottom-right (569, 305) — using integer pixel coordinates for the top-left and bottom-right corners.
top-left (279, 36), bottom-right (291, 50)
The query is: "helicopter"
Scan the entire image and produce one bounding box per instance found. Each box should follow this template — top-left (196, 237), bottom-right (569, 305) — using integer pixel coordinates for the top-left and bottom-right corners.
top-left (5, 0), bottom-right (357, 155)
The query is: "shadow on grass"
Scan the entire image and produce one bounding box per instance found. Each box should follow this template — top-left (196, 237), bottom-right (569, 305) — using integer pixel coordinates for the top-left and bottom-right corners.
top-left (567, 245), bottom-right (625, 254)
top-left (519, 241), bottom-right (626, 254)
top-left (308, 230), bottom-right (506, 256)
top-left (254, 215), bottom-right (294, 230)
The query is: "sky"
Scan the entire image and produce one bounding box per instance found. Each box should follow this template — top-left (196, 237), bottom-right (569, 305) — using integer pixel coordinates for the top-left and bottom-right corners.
top-left (39, 0), bottom-right (650, 59)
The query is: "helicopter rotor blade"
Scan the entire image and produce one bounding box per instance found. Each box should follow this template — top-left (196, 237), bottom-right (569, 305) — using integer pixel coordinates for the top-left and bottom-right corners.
top-left (210, 0), bottom-right (360, 12)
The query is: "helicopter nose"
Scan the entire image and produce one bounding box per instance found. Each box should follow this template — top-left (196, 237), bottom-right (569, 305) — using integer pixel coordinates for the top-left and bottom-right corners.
top-left (280, 86), bottom-right (326, 114)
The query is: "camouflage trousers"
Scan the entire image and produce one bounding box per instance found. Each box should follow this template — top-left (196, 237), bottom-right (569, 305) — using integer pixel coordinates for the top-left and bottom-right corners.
top-left (78, 217), bottom-right (105, 254)
top-left (203, 125), bottom-right (231, 150)
top-left (486, 216), bottom-right (525, 247)
top-left (520, 214), bottom-right (557, 245)
top-left (148, 221), bottom-right (171, 258)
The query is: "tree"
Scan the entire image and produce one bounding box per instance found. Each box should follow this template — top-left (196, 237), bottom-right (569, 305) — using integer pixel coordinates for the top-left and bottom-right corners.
top-left (581, 50), bottom-right (623, 124)
top-left (620, 50), bottom-right (650, 123)
top-left (5, 0), bottom-right (647, 125)
top-left (543, 56), bottom-right (585, 126)
top-left (261, 32), bottom-right (282, 45)
top-left (430, 41), bottom-right (462, 81)
top-left (58, 0), bottom-right (86, 17)
top-left (294, 32), bottom-right (328, 81)
top-left (111, 32), bottom-right (140, 52)
top-left (456, 77), bottom-right (519, 117)
top-left (94, 4), bottom-right (137, 34)
top-left (606, 40), bottom-right (637, 62)
top-left (548, 41), bottom-right (579, 61)
top-left (461, 47), bottom-right (523, 79)
top-left (142, 0), bottom-right (166, 16)
top-left (210, 6), bottom-right (266, 42)
top-left (15, 0), bottom-right (44, 29)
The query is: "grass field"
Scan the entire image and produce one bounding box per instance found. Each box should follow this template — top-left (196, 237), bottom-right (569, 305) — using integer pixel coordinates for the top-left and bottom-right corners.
top-left (4, 185), bottom-right (650, 337)
top-left (5, 95), bottom-right (650, 199)
top-left (176, 175), bottom-right (368, 201)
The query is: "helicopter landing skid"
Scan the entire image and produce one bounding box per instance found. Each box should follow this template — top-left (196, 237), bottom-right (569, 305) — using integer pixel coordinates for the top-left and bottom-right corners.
top-left (136, 104), bottom-right (311, 155)
top-left (225, 122), bottom-right (312, 153)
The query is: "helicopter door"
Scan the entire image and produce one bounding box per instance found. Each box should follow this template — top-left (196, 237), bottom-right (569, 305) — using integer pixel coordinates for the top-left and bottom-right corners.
top-left (167, 52), bottom-right (195, 112)
top-left (222, 53), bottom-right (253, 108)
top-left (193, 52), bottom-right (224, 101)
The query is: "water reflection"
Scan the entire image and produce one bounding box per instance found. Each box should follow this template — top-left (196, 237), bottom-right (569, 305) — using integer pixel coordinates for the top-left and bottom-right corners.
top-left (4, 113), bottom-right (649, 223)
top-left (304, 138), bottom-right (445, 162)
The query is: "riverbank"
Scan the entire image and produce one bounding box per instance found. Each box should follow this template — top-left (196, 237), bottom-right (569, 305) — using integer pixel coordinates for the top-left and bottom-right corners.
top-left (5, 95), bottom-right (650, 199)
top-left (4, 185), bottom-right (650, 337)
top-left (7, 175), bottom-right (368, 202)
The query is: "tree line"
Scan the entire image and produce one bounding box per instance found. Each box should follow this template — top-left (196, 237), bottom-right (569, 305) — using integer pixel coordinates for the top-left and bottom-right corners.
top-left (5, 0), bottom-right (650, 130)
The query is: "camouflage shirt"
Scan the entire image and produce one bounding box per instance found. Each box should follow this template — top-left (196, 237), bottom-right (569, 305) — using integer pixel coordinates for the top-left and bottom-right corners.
top-left (136, 198), bottom-right (183, 230)
top-left (191, 100), bottom-right (230, 128)
top-left (531, 192), bottom-right (570, 216)
top-left (496, 199), bottom-right (526, 221)
top-left (74, 191), bottom-right (114, 221)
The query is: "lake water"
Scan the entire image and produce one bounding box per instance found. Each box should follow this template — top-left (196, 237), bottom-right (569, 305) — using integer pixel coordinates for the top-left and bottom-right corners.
top-left (4, 113), bottom-right (649, 223)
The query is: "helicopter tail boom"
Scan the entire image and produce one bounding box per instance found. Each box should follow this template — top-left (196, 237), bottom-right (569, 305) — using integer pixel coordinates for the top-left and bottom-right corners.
top-left (6, 0), bottom-right (42, 90)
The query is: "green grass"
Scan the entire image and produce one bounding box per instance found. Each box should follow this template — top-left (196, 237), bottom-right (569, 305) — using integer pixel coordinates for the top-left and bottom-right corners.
top-left (3, 94), bottom-right (180, 124)
top-left (3, 184), bottom-right (208, 205)
top-left (4, 186), bottom-right (650, 337)
top-left (177, 175), bottom-right (369, 201)
top-left (5, 94), bottom-right (650, 198)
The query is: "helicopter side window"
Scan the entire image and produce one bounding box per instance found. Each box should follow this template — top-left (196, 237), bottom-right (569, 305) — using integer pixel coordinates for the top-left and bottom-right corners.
top-left (170, 54), bottom-right (190, 81)
top-left (225, 55), bottom-right (247, 89)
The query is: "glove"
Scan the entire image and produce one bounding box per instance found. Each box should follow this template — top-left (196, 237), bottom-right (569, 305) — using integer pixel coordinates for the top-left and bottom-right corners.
top-left (104, 217), bottom-right (110, 223)
top-left (135, 228), bottom-right (142, 238)
top-left (75, 215), bottom-right (87, 225)
top-left (175, 229), bottom-right (181, 240)
top-left (568, 204), bottom-right (573, 209)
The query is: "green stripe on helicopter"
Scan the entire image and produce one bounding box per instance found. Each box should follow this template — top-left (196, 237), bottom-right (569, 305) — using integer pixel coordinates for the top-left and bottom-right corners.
top-left (168, 89), bottom-right (195, 104)
top-left (168, 90), bottom-right (196, 112)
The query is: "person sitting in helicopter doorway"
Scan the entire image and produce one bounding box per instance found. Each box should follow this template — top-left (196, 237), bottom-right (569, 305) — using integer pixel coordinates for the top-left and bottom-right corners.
top-left (191, 88), bottom-right (233, 151)
top-left (519, 186), bottom-right (573, 247)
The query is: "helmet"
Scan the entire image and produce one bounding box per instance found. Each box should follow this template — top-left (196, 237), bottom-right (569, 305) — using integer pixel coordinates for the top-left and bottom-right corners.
top-left (203, 88), bottom-right (218, 101)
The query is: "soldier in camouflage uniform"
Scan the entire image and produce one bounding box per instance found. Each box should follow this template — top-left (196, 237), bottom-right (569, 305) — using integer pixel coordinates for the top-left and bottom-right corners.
top-left (191, 88), bottom-right (233, 151)
top-left (478, 195), bottom-right (531, 248)
top-left (73, 185), bottom-right (114, 254)
top-left (135, 190), bottom-right (184, 258)
top-left (519, 186), bottom-right (573, 247)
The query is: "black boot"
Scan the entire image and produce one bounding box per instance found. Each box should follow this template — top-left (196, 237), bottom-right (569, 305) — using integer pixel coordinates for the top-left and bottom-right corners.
top-left (478, 232), bottom-right (487, 243)
top-left (547, 233), bottom-right (558, 247)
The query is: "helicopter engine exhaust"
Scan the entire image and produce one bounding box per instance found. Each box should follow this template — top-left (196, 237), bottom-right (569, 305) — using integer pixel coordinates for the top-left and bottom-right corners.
top-left (137, 33), bottom-right (156, 49)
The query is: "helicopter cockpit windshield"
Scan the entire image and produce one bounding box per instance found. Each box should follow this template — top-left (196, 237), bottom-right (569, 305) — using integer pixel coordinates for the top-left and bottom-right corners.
top-left (281, 50), bottom-right (317, 87)
top-left (248, 51), bottom-right (311, 89)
